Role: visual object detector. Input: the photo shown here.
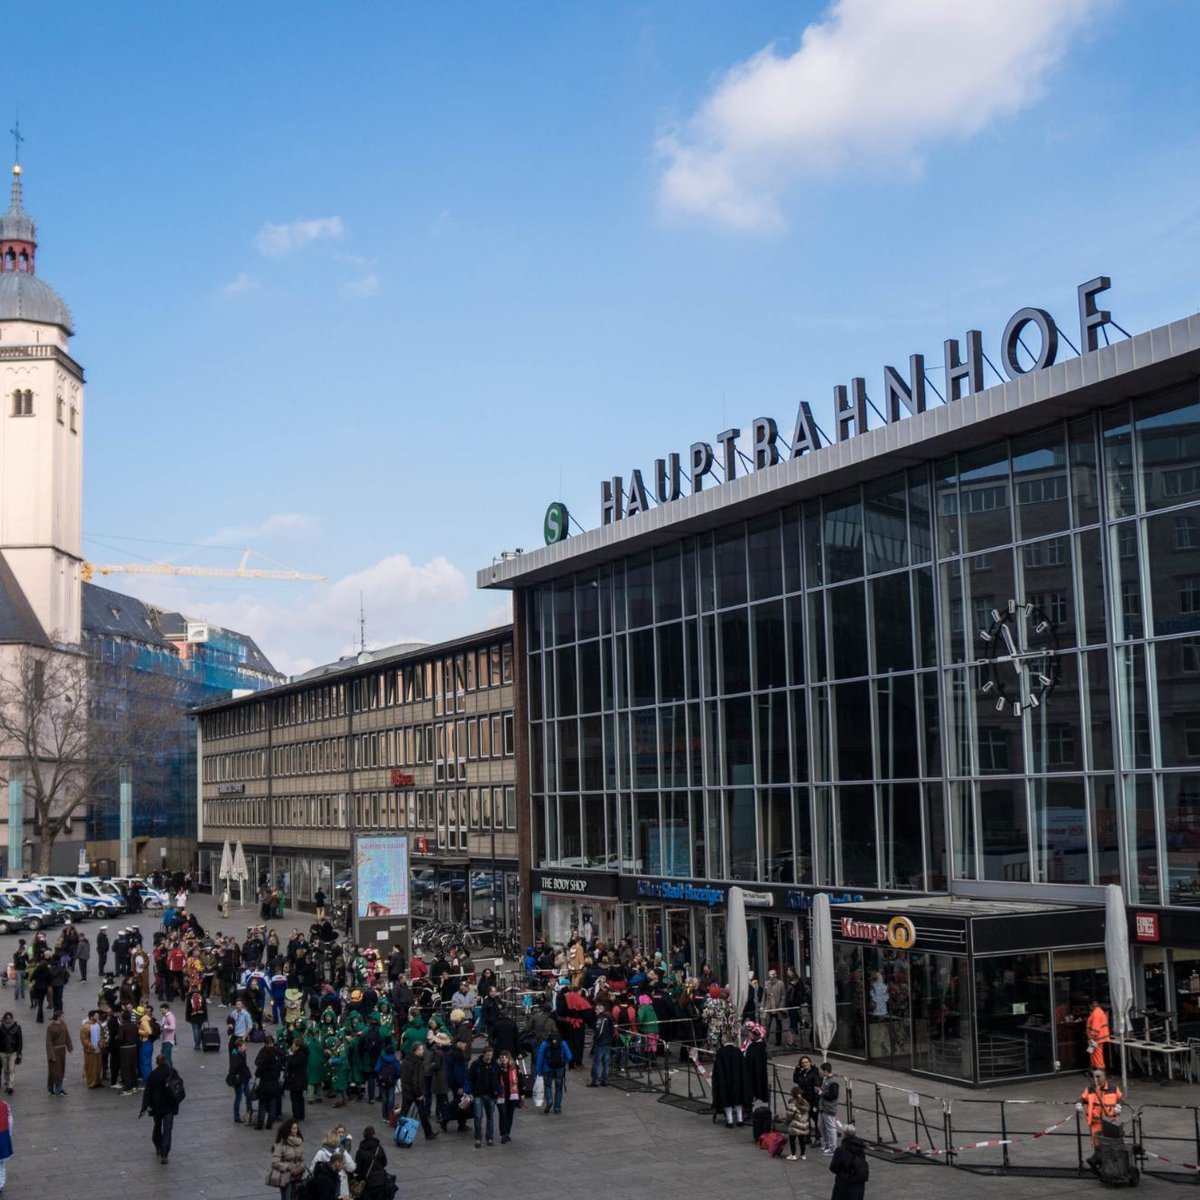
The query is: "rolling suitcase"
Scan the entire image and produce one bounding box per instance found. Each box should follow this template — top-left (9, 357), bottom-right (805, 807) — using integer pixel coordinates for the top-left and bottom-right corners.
top-left (201, 1024), bottom-right (221, 1052)
top-left (393, 1116), bottom-right (420, 1147)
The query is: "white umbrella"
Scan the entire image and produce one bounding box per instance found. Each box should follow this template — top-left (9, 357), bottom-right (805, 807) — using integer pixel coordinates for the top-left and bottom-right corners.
top-left (219, 840), bottom-right (233, 881)
top-left (811, 894), bottom-right (837, 1058)
top-left (1105, 883), bottom-right (1133, 1095)
top-left (232, 840), bottom-right (249, 908)
top-left (727, 886), bottom-right (750, 1024)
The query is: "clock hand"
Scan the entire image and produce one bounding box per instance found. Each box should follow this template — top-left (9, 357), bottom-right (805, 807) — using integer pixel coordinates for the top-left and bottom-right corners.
top-left (1000, 624), bottom-right (1018, 657)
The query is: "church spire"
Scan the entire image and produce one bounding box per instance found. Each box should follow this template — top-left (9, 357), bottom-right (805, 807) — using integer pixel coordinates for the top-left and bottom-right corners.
top-left (0, 159), bottom-right (36, 274)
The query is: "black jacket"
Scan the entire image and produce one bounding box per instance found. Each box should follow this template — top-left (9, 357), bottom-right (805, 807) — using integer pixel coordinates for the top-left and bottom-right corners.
top-left (309, 1160), bottom-right (341, 1200)
top-left (285, 1045), bottom-right (310, 1092)
top-left (226, 1048), bottom-right (251, 1088)
top-left (255, 1045), bottom-right (284, 1096)
top-left (140, 1062), bottom-right (182, 1117)
top-left (353, 1136), bottom-right (388, 1186)
top-left (490, 1015), bottom-right (519, 1058)
top-left (0, 1019), bottom-right (21, 1054)
top-left (830, 1134), bottom-right (869, 1200)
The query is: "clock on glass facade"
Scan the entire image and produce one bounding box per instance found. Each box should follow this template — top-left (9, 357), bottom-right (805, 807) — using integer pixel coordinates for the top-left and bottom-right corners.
top-left (978, 599), bottom-right (1060, 717)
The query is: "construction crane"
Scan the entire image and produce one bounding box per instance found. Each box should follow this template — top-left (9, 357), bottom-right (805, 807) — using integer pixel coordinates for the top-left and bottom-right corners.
top-left (82, 547), bottom-right (325, 583)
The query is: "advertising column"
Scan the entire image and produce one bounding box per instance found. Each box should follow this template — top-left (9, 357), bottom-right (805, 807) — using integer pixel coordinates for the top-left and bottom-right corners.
top-left (354, 834), bottom-right (412, 959)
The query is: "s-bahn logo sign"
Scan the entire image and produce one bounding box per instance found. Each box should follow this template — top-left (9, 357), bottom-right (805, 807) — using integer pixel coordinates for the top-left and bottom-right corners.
top-left (840, 915), bottom-right (918, 950)
top-left (600, 277), bottom-right (1116, 525)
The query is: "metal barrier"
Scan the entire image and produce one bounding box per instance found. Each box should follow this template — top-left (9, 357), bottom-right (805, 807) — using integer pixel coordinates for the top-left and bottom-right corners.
top-left (1133, 1103), bottom-right (1200, 1184)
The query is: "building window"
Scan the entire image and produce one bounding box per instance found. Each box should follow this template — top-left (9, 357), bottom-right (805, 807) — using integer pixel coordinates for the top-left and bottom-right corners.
top-left (1022, 539), bottom-right (1066, 567)
top-left (1182, 638), bottom-right (1200, 674)
top-left (1044, 725), bottom-right (1076, 767)
top-left (1186, 717), bottom-right (1200, 760)
top-left (1175, 515), bottom-right (1200, 551)
top-left (1117, 525), bottom-right (1137, 559)
top-left (56, 395), bottom-right (64, 423)
top-left (10, 389), bottom-right (31, 416)
top-left (1163, 467), bottom-right (1200, 499)
top-left (1180, 576), bottom-right (1200, 615)
top-left (979, 728), bottom-right (1010, 772)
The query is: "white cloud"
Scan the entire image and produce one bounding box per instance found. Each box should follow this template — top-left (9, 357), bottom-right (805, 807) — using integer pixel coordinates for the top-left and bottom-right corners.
top-left (200, 511), bottom-right (321, 547)
top-left (112, 552), bottom-right (471, 678)
top-left (220, 272), bottom-right (258, 296)
top-left (342, 272), bottom-right (380, 298)
top-left (254, 216), bottom-right (345, 257)
top-left (658, 0), bottom-right (1104, 230)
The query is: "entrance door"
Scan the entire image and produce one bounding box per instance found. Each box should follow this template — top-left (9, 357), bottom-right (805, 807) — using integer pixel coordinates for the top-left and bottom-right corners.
top-left (665, 908), bottom-right (694, 975)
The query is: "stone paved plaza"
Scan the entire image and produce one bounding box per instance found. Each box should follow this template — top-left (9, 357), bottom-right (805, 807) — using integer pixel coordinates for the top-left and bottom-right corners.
top-left (2, 890), bottom-right (1195, 1199)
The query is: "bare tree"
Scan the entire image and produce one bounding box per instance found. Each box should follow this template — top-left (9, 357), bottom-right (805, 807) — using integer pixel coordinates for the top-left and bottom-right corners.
top-left (0, 644), bottom-right (179, 874)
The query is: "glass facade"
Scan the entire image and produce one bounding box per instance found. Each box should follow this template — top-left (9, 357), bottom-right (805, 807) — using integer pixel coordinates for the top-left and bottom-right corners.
top-left (525, 379), bottom-right (1200, 908)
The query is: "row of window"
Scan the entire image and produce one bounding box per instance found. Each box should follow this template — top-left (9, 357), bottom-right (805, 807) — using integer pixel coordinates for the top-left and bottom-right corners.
top-left (9, 388), bottom-right (78, 430)
top-left (203, 713), bottom-right (516, 783)
top-left (202, 641), bottom-right (514, 741)
top-left (204, 785), bottom-right (518, 838)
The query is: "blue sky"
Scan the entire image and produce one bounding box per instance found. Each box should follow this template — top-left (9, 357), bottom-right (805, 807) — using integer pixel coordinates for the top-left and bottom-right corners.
top-left (16, 1), bottom-right (1200, 673)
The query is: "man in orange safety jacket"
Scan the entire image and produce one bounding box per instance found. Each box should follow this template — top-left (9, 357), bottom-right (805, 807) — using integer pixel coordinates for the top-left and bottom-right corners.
top-left (1086, 998), bottom-right (1110, 1071)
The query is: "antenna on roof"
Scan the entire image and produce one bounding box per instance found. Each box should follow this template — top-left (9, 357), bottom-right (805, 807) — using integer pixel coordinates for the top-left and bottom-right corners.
top-left (359, 591), bottom-right (366, 653)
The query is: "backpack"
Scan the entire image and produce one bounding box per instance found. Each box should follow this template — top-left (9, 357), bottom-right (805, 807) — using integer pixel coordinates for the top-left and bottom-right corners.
top-left (850, 1152), bottom-right (870, 1184)
top-left (378, 1059), bottom-right (398, 1088)
top-left (148, 1015), bottom-right (162, 1041)
top-left (546, 1039), bottom-right (565, 1070)
top-left (165, 1070), bottom-right (186, 1106)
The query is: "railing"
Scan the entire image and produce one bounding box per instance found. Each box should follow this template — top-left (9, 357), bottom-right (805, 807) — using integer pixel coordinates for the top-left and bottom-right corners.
top-left (1133, 1102), bottom-right (1200, 1184)
top-left (0, 344), bottom-right (84, 379)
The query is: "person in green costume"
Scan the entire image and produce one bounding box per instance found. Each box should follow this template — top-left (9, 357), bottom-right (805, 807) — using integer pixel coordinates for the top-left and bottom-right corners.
top-left (399, 1012), bottom-right (428, 1059)
top-left (327, 1034), bottom-right (348, 1106)
top-left (305, 1022), bottom-right (326, 1102)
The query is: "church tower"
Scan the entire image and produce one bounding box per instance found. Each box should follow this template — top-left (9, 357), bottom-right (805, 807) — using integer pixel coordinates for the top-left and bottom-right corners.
top-left (0, 160), bottom-right (82, 646)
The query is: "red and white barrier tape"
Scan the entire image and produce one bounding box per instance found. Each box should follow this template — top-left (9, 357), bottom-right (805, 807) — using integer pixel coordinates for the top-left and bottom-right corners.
top-left (877, 1111), bottom-right (1076, 1158)
top-left (1138, 1148), bottom-right (1199, 1172)
top-left (688, 1047), bottom-right (713, 1083)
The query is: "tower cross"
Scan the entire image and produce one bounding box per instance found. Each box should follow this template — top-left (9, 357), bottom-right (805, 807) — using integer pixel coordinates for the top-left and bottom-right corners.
top-left (10, 115), bottom-right (23, 164)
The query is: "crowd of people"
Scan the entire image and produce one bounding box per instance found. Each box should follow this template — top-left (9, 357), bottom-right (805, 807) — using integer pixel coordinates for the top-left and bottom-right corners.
top-left (0, 898), bottom-right (874, 1199)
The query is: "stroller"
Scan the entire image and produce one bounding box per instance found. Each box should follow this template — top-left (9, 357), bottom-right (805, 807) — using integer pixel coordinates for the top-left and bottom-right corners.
top-left (1092, 1119), bottom-right (1140, 1188)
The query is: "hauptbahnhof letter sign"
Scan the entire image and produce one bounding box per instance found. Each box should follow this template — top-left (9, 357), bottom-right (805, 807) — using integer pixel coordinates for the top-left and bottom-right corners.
top-left (600, 277), bottom-right (1114, 525)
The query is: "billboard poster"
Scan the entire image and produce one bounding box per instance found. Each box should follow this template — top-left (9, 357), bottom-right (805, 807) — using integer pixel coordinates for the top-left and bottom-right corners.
top-left (354, 835), bottom-right (410, 919)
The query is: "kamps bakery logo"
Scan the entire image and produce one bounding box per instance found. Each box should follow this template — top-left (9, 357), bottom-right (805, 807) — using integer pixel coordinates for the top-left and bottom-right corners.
top-left (840, 915), bottom-right (917, 950)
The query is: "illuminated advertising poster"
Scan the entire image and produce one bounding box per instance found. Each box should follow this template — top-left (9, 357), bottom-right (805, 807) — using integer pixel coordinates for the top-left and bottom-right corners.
top-left (355, 835), bottom-right (410, 919)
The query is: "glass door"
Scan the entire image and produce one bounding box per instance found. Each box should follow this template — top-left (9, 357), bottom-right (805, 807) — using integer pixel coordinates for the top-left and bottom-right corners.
top-left (862, 947), bottom-right (913, 1070)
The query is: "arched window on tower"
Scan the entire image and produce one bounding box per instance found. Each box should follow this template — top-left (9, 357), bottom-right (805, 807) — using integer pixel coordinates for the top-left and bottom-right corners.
top-left (11, 389), bottom-right (32, 417)
top-left (18, 251), bottom-right (28, 272)
top-left (56, 395), bottom-right (64, 423)
top-left (3, 249), bottom-right (12, 271)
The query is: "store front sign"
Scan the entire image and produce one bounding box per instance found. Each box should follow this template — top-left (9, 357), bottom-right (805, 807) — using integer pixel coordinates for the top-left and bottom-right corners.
top-left (542, 875), bottom-right (590, 894)
top-left (786, 891), bottom-right (864, 911)
top-left (600, 277), bottom-right (1115, 526)
top-left (635, 878), bottom-right (725, 906)
top-left (840, 915), bottom-right (918, 949)
top-left (390, 770), bottom-right (415, 788)
top-left (1134, 912), bottom-right (1160, 942)
top-left (216, 784), bottom-right (245, 795)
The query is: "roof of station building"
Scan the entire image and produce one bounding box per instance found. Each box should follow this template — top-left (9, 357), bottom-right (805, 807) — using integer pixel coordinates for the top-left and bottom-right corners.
top-left (478, 311), bottom-right (1200, 590)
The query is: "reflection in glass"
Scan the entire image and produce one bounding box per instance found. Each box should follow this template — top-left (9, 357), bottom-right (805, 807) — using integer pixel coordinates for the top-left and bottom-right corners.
top-left (830, 582), bottom-right (868, 679)
top-left (864, 473), bottom-right (909, 573)
top-left (1154, 637), bottom-right (1200, 768)
top-left (1012, 426), bottom-right (1069, 541)
top-left (871, 573), bottom-right (913, 672)
top-left (748, 514), bottom-right (783, 601)
top-left (1030, 775), bottom-right (1088, 883)
top-left (1103, 406), bottom-right (1136, 518)
top-left (1125, 774), bottom-right (1159, 905)
top-left (824, 490), bottom-right (865, 582)
top-left (839, 786), bottom-right (878, 887)
top-left (979, 779), bottom-right (1028, 881)
top-left (958, 441), bottom-right (1012, 552)
top-left (1137, 384), bottom-right (1200, 513)
top-left (1161, 774), bottom-right (1200, 906)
